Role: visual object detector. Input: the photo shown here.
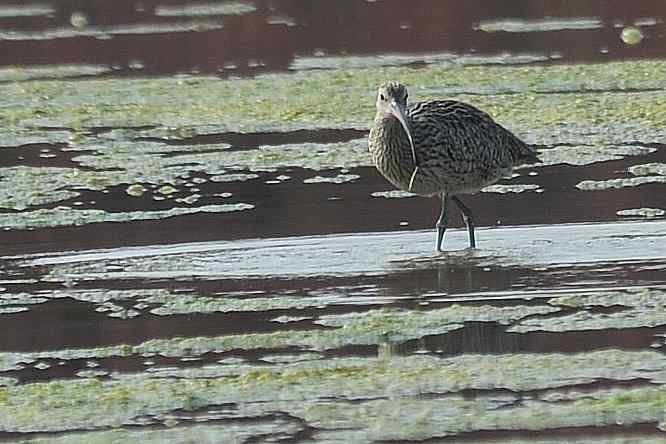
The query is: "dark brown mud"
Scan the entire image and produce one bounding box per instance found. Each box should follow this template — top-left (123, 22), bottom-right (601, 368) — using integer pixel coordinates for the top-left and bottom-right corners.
top-left (136, 128), bottom-right (368, 150)
top-left (1, 0), bottom-right (666, 77)
top-left (0, 143), bottom-right (81, 169)
top-left (3, 140), bottom-right (666, 256)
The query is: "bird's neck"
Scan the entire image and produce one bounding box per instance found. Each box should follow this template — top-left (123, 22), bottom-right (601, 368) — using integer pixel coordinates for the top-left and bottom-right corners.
top-left (371, 113), bottom-right (412, 159)
top-left (369, 111), bottom-right (418, 193)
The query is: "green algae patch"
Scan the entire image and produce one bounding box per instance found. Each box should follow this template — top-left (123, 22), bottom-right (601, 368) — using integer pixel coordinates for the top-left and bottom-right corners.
top-left (481, 184), bottom-right (542, 194)
top-left (303, 173), bottom-right (361, 184)
top-left (306, 385), bottom-right (666, 442)
top-left (629, 162), bottom-right (666, 176)
top-left (0, 167), bottom-right (82, 210)
top-left (462, 438), bottom-right (666, 444)
top-left (511, 287), bottom-right (666, 333)
top-left (141, 291), bottom-right (344, 316)
top-left (577, 175), bottom-right (666, 191)
top-left (105, 138), bottom-right (372, 172)
top-left (0, 377), bottom-right (213, 432)
top-left (0, 137), bottom-right (264, 224)
top-left (0, 203), bottom-right (253, 230)
top-left (0, 129), bottom-right (72, 148)
top-left (1, 287), bottom-right (336, 319)
top-left (0, 64), bottom-right (111, 82)
top-left (577, 159), bottom-right (666, 191)
top-left (617, 207), bottom-right (666, 218)
top-left (4, 350), bottom-right (666, 437)
top-left (0, 377), bottom-right (17, 388)
top-left (2, 60), bottom-right (666, 135)
top-left (16, 420), bottom-right (304, 444)
top-left (477, 17), bottom-right (603, 33)
top-left (577, 160), bottom-right (666, 192)
top-left (313, 304), bottom-right (559, 343)
top-left (0, 304), bottom-right (558, 372)
top-left (136, 304), bottom-right (560, 354)
top-left (539, 144), bottom-right (655, 167)
top-left (125, 183), bottom-right (147, 197)
top-left (370, 190), bottom-right (416, 198)
top-left (0, 4), bottom-right (54, 18)
top-left (154, 1), bottom-right (256, 17)
top-left (0, 21), bottom-right (226, 41)
top-left (0, 288), bottom-right (157, 321)
top-left (2, 60), bottom-right (666, 230)
top-left (0, 136), bottom-right (361, 229)
top-left (0, 292), bottom-right (48, 315)
top-left (290, 51), bottom-right (550, 71)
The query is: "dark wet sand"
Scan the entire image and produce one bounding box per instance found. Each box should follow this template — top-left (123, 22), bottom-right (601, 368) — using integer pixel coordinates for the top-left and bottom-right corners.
top-left (1, 0), bottom-right (666, 76)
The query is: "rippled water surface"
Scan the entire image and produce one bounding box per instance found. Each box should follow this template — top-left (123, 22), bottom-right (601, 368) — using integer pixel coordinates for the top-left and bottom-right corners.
top-left (2, 1), bottom-right (666, 442)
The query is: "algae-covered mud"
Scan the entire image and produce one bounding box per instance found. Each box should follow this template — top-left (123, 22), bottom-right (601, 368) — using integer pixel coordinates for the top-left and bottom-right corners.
top-left (3, 1), bottom-right (666, 443)
top-left (2, 223), bottom-right (666, 442)
top-left (2, 60), bottom-right (666, 237)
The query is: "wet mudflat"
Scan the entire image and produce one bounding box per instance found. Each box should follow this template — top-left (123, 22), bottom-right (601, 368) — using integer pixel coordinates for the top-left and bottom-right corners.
top-left (2, 1), bottom-right (666, 443)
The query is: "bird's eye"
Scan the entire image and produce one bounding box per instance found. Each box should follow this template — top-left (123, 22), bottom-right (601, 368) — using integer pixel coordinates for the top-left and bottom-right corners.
top-left (380, 94), bottom-right (386, 101)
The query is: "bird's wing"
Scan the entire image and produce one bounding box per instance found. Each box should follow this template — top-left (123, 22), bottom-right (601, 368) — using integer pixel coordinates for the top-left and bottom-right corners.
top-left (407, 100), bottom-right (522, 169)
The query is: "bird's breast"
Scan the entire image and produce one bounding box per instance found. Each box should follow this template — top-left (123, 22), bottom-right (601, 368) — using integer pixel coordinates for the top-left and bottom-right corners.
top-left (369, 117), bottom-right (444, 196)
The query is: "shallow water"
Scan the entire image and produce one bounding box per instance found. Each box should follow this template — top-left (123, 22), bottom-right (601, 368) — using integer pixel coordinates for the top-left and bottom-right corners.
top-left (2, 1), bottom-right (666, 443)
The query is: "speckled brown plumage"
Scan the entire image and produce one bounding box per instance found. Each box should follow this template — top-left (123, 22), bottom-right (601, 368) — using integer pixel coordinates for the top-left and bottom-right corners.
top-left (368, 81), bottom-right (539, 251)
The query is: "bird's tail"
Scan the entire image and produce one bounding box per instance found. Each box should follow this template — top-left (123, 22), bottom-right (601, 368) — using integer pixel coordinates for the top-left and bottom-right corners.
top-left (514, 143), bottom-right (541, 164)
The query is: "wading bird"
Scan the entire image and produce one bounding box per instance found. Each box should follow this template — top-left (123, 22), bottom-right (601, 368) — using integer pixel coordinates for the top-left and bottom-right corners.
top-left (368, 81), bottom-right (539, 251)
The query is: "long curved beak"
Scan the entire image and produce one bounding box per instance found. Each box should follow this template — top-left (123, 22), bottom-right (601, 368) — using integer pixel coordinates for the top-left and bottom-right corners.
top-left (388, 100), bottom-right (416, 166)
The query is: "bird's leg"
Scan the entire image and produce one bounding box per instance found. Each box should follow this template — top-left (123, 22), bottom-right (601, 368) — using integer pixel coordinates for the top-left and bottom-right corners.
top-left (436, 193), bottom-right (450, 252)
top-left (451, 196), bottom-right (476, 249)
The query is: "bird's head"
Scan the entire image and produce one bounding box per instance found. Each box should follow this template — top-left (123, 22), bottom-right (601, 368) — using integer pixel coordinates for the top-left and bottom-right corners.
top-left (376, 81), bottom-right (408, 116)
top-left (376, 81), bottom-right (414, 149)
